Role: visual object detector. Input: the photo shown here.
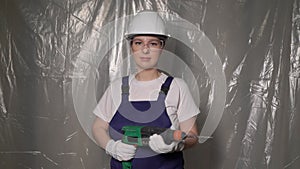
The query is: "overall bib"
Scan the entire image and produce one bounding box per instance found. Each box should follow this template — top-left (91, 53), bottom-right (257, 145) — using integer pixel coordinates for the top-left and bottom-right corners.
top-left (109, 76), bottom-right (184, 169)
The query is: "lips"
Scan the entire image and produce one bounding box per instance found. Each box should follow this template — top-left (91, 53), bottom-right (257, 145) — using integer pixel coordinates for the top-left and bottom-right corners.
top-left (140, 57), bottom-right (151, 61)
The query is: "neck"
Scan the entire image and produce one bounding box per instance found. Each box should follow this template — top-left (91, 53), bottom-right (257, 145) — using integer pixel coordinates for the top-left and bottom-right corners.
top-left (135, 68), bottom-right (161, 81)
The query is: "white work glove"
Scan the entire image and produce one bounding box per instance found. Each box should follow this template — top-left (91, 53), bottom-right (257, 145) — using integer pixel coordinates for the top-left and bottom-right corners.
top-left (105, 139), bottom-right (137, 161)
top-left (149, 134), bottom-right (184, 154)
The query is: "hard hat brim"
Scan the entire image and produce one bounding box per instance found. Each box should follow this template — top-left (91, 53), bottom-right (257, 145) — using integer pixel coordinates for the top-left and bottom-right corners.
top-left (125, 33), bottom-right (169, 41)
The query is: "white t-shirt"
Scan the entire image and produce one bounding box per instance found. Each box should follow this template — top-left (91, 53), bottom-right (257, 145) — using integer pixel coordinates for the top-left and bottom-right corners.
top-left (93, 73), bottom-right (200, 130)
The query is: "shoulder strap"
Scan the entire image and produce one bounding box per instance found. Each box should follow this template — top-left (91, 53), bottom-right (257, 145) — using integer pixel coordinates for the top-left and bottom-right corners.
top-left (160, 76), bottom-right (174, 95)
top-left (121, 76), bottom-right (129, 94)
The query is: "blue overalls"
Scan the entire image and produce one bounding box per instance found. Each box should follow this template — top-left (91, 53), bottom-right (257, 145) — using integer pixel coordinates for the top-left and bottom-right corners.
top-left (109, 76), bottom-right (184, 169)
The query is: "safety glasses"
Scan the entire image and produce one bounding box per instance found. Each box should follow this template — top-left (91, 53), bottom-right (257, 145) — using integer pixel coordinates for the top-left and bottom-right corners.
top-left (131, 39), bottom-right (164, 50)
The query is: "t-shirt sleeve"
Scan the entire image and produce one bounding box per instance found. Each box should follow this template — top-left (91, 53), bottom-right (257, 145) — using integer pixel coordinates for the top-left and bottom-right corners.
top-left (93, 86), bottom-right (113, 122)
top-left (93, 78), bottom-right (121, 122)
top-left (173, 78), bottom-right (200, 122)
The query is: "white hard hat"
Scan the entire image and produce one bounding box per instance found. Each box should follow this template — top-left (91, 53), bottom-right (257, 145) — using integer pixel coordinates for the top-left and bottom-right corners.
top-left (125, 11), bottom-right (169, 40)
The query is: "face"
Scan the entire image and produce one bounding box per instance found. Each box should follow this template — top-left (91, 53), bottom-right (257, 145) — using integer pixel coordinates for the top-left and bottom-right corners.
top-left (130, 36), bottom-right (164, 71)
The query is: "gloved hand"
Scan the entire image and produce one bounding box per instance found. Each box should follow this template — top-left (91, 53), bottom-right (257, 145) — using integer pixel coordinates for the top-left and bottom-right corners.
top-left (105, 139), bottom-right (137, 161)
top-left (149, 134), bottom-right (184, 154)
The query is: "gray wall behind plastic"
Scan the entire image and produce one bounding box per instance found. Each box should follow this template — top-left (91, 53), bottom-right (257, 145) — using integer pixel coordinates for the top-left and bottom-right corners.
top-left (0, 0), bottom-right (299, 169)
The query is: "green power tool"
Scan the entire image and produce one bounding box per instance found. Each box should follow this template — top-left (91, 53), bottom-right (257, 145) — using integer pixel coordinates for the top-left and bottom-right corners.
top-left (121, 126), bottom-right (187, 169)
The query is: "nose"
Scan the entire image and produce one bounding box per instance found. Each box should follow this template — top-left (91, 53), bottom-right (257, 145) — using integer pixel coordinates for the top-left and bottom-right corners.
top-left (142, 46), bottom-right (150, 54)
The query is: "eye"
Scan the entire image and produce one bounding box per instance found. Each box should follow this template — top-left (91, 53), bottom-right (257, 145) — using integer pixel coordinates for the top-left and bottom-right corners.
top-left (150, 42), bottom-right (159, 46)
top-left (149, 41), bottom-right (160, 47)
top-left (133, 40), bottom-right (142, 46)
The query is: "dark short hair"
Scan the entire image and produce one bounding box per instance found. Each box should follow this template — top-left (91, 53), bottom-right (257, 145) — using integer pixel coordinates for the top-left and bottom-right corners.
top-left (128, 34), bottom-right (168, 47)
top-left (127, 34), bottom-right (168, 41)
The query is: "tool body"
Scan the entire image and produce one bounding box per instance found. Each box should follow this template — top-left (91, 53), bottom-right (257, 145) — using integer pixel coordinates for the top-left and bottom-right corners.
top-left (122, 126), bottom-right (187, 146)
top-left (121, 126), bottom-right (187, 169)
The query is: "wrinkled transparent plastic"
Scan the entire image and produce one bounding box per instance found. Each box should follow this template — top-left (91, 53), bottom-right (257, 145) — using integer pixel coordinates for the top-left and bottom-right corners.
top-left (0, 0), bottom-right (299, 169)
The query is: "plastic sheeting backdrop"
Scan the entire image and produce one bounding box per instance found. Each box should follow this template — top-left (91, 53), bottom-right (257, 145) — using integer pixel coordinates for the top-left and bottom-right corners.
top-left (0, 0), bottom-right (299, 169)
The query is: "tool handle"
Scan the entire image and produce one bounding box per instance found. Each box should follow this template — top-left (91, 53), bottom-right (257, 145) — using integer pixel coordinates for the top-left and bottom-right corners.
top-left (122, 161), bottom-right (132, 169)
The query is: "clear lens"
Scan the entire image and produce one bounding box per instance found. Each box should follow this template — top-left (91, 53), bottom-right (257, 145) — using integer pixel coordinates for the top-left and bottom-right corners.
top-left (132, 39), bottom-right (164, 50)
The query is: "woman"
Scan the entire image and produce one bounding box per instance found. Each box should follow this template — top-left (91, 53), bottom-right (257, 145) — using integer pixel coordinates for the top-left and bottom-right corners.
top-left (92, 11), bottom-right (200, 169)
